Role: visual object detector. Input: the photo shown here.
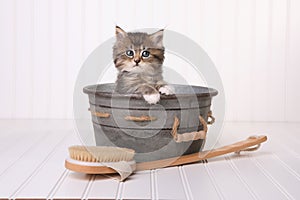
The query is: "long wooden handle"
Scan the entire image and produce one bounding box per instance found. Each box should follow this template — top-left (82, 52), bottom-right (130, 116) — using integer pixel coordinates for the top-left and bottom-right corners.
top-left (65, 135), bottom-right (268, 174)
top-left (136, 135), bottom-right (267, 171)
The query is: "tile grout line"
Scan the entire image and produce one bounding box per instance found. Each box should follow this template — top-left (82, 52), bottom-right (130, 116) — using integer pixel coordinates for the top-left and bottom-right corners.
top-left (0, 131), bottom-right (50, 178)
top-left (46, 169), bottom-right (69, 200)
top-left (225, 156), bottom-right (259, 200)
top-left (0, 131), bottom-right (37, 157)
top-left (150, 169), bottom-right (156, 200)
top-left (178, 166), bottom-right (193, 200)
top-left (150, 169), bottom-right (158, 200)
top-left (271, 137), bottom-right (300, 159)
top-left (155, 169), bottom-right (159, 200)
top-left (204, 160), bottom-right (225, 200)
top-left (9, 132), bottom-right (71, 199)
top-left (81, 174), bottom-right (96, 200)
top-left (152, 169), bottom-right (159, 200)
top-left (271, 153), bottom-right (300, 181)
top-left (115, 180), bottom-right (124, 200)
top-left (249, 155), bottom-right (295, 200)
top-left (278, 142), bottom-right (300, 158)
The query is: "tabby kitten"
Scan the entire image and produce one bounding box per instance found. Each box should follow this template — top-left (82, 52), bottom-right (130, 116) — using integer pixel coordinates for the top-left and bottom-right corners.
top-left (113, 26), bottom-right (174, 104)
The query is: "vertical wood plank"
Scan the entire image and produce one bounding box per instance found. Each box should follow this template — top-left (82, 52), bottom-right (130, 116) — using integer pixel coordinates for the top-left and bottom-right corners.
top-left (48, 0), bottom-right (67, 118)
top-left (169, 0), bottom-right (187, 33)
top-left (14, 0), bottom-right (34, 118)
top-left (99, 0), bottom-right (116, 41)
top-left (152, 0), bottom-right (171, 29)
top-left (286, 0), bottom-right (300, 121)
top-left (13, 134), bottom-right (79, 199)
top-left (66, 0), bottom-right (83, 118)
top-left (229, 156), bottom-right (289, 200)
top-left (32, 0), bottom-right (50, 118)
top-left (235, 0), bottom-right (256, 121)
top-left (0, 131), bottom-right (47, 176)
top-left (253, 155), bottom-right (300, 199)
top-left (165, 0), bottom-right (208, 87)
top-left (266, 0), bottom-right (287, 121)
top-left (134, 0), bottom-right (155, 29)
top-left (197, 0), bottom-right (220, 68)
top-left (185, 0), bottom-right (202, 54)
top-left (218, 0), bottom-right (238, 121)
top-left (51, 173), bottom-right (92, 199)
top-left (184, 1), bottom-right (207, 86)
top-left (205, 159), bottom-right (255, 199)
top-left (183, 163), bottom-right (221, 199)
top-left (0, 130), bottom-right (68, 197)
top-left (115, 0), bottom-right (133, 29)
top-left (86, 175), bottom-right (119, 199)
top-left (121, 171), bottom-right (151, 199)
top-left (83, 0), bottom-right (101, 59)
top-left (0, 0), bottom-right (15, 118)
top-left (252, 0), bottom-right (270, 121)
top-left (156, 167), bottom-right (186, 199)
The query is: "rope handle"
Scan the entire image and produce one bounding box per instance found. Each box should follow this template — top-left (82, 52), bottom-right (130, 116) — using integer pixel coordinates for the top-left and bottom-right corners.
top-left (234, 135), bottom-right (262, 154)
top-left (89, 108), bottom-right (110, 118)
top-left (207, 111), bottom-right (215, 125)
top-left (125, 115), bottom-right (157, 122)
top-left (171, 115), bottom-right (208, 143)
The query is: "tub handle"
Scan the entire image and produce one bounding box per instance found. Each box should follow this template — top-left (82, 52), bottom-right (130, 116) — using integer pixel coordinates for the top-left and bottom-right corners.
top-left (89, 108), bottom-right (110, 118)
top-left (207, 111), bottom-right (215, 125)
top-left (125, 115), bottom-right (157, 122)
top-left (171, 115), bottom-right (208, 143)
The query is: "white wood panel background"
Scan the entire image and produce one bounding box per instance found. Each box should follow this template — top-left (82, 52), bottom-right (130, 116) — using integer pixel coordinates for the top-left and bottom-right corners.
top-left (0, 0), bottom-right (300, 122)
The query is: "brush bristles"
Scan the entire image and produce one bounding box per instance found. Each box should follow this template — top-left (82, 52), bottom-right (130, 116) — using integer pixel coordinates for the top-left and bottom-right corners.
top-left (68, 146), bottom-right (135, 162)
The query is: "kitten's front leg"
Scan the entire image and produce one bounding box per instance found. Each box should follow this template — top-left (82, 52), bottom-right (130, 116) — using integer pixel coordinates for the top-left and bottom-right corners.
top-left (137, 84), bottom-right (160, 104)
top-left (156, 82), bottom-right (175, 95)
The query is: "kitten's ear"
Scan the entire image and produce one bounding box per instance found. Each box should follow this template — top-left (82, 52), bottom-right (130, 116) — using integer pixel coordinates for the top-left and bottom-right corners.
top-left (115, 26), bottom-right (127, 40)
top-left (150, 29), bottom-right (164, 47)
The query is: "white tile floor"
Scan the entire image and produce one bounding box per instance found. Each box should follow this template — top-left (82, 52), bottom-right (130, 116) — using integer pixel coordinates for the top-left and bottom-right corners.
top-left (0, 120), bottom-right (299, 199)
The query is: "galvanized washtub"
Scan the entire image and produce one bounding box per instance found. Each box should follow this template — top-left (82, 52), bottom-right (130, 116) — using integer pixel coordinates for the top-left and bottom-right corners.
top-left (84, 83), bottom-right (218, 162)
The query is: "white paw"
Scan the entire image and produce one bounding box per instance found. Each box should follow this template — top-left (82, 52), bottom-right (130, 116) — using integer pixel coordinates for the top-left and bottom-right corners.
top-left (143, 93), bottom-right (160, 104)
top-left (159, 85), bottom-right (175, 95)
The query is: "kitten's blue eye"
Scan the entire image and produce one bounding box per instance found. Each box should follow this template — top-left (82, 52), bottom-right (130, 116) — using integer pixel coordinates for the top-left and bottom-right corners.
top-left (125, 50), bottom-right (134, 57)
top-left (142, 51), bottom-right (150, 57)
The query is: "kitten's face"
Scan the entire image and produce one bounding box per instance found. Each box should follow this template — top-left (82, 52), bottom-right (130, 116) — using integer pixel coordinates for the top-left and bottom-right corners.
top-left (113, 26), bottom-right (165, 73)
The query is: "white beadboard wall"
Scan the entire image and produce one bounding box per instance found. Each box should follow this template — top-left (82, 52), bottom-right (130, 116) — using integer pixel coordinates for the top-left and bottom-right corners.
top-left (0, 0), bottom-right (300, 121)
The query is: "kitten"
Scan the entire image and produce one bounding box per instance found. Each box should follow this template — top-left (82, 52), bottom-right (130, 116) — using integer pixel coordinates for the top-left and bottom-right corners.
top-left (113, 26), bottom-right (174, 104)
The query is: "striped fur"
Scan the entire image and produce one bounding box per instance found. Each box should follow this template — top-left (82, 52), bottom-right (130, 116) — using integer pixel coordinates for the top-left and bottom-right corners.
top-left (113, 26), bottom-right (167, 96)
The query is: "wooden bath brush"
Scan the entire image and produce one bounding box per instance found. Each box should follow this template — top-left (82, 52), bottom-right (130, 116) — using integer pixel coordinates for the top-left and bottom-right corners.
top-left (65, 135), bottom-right (267, 180)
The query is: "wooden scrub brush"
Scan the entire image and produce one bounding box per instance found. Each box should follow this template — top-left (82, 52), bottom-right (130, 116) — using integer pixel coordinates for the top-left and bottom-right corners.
top-left (66, 146), bottom-right (136, 180)
top-left (65, 135), bottom-right (267, 180)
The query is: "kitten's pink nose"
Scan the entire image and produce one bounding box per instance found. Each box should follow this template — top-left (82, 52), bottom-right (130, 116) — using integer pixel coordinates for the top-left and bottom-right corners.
top-left (134, 59), bottom-right (141, 65)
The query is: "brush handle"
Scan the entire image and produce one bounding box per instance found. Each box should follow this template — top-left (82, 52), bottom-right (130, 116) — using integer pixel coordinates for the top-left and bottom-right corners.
top-left (65, 135), bottom-right (268, 174)
top-left (136, 135), bottom-right (267, 171)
